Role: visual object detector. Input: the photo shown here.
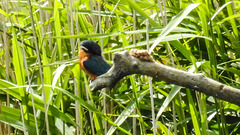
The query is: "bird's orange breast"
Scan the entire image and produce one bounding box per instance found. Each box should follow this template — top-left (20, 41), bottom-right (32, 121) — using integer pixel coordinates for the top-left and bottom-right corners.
top-left (79, 49), bottom-right (98, 80)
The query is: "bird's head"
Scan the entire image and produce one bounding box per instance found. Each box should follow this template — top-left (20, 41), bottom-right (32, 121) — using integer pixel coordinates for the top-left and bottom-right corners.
top-left (80, 40), bottom-right (101, 55)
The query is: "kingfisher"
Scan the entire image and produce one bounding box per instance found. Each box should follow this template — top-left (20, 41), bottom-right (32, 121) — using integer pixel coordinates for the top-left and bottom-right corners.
top-left (79, 40), bottom-right (111, 81)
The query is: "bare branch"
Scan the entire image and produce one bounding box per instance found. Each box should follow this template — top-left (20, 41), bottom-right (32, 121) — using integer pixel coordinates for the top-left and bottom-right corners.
top-left (90, 50), bottom-right (240, 106)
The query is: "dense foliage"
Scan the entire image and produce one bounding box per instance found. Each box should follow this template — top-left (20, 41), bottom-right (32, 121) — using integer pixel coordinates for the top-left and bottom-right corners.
top-left (0, 0), bottom-right (240, 134)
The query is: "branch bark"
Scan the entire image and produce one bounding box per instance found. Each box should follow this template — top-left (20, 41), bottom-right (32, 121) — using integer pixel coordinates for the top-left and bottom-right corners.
top-left (90, 50), bottom-right (240, 106)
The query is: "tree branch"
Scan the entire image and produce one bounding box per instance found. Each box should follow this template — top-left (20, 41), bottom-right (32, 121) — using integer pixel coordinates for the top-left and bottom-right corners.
top-left (90, 50), bottom-right (240, 106)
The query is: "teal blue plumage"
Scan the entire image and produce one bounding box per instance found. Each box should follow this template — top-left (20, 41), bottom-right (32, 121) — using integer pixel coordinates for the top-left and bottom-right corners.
top-left (79, 40), bottom-right (111, 80)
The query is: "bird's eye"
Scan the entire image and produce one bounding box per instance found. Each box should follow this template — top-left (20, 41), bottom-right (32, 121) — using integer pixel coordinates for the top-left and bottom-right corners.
top-left (81, 46), bottom-right (88, 51)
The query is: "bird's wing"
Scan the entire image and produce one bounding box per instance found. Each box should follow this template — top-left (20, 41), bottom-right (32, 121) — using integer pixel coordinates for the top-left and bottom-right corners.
top-left (83, 55), bottom-right (111, 76)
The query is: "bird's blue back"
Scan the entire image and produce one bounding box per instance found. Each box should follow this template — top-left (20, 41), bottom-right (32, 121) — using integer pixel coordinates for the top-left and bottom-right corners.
top-left (83, 55), bottom-right (111, 76)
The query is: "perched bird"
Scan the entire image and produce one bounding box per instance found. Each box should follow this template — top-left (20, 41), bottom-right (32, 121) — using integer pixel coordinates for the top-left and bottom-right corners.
top-left (79, 40), bottom-right (111, 81)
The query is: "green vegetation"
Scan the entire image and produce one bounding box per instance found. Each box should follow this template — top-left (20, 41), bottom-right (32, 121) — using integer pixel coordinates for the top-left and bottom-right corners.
top-left (0, 0), bottom-right (240, 134)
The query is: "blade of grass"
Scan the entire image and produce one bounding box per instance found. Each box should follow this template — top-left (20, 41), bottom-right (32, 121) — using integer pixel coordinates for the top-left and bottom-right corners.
top-left (198, 3), bottom-right (217, 77)
top-left (0, 79), bottom-right (21, 101)
top-left (26, 0), bottom-right (50, 134)
top-left (71, 64), bottom-right (84, 134)
top-left (130, 76), bottom-right (145, 134)
top-left (83, 72), bottom-right (102, 135)
top-left (197, 3), bottom-right (217, 134)
top-left (48, 64), bottom-right (67, 109)
top-left (125, 0), bottom-right (159, 27)
top-left (225, 0), bottom-right (239, 40)
top-left (45, 28), bottom-right (203, 40)
top-left (11, 26), bottom-right (29, 124)
top-left (146, 19), bottom-right (156, 135)
top-left (174, 93), bottom-right (187, 135)
top-left (54, 0), bottom-right (62, 60)
top-left (186, 89), bottom-right (201, 135)
top-left (116, 14), bottom-right (128, 47)
top-left (107, 89), bottom-right (148, 135)
top-left (53, 84), bottom-right (132, 135)
top-left (156, 121), bottom-right (173, 135)
top-left (104, 33), bottom-right (211, 54)
top-left (0, 81), bottom-right (78, 128)
top-left (149, 3), bottom-right (200, 53)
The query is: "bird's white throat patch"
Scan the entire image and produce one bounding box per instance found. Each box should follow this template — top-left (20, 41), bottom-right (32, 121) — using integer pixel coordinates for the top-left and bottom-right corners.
top-left (80, 46), bottom-right (88, 51)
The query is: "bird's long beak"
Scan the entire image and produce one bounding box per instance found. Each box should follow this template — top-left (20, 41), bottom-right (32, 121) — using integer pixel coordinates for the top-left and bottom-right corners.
top-left (80, 46), bottom-right (88, 51)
